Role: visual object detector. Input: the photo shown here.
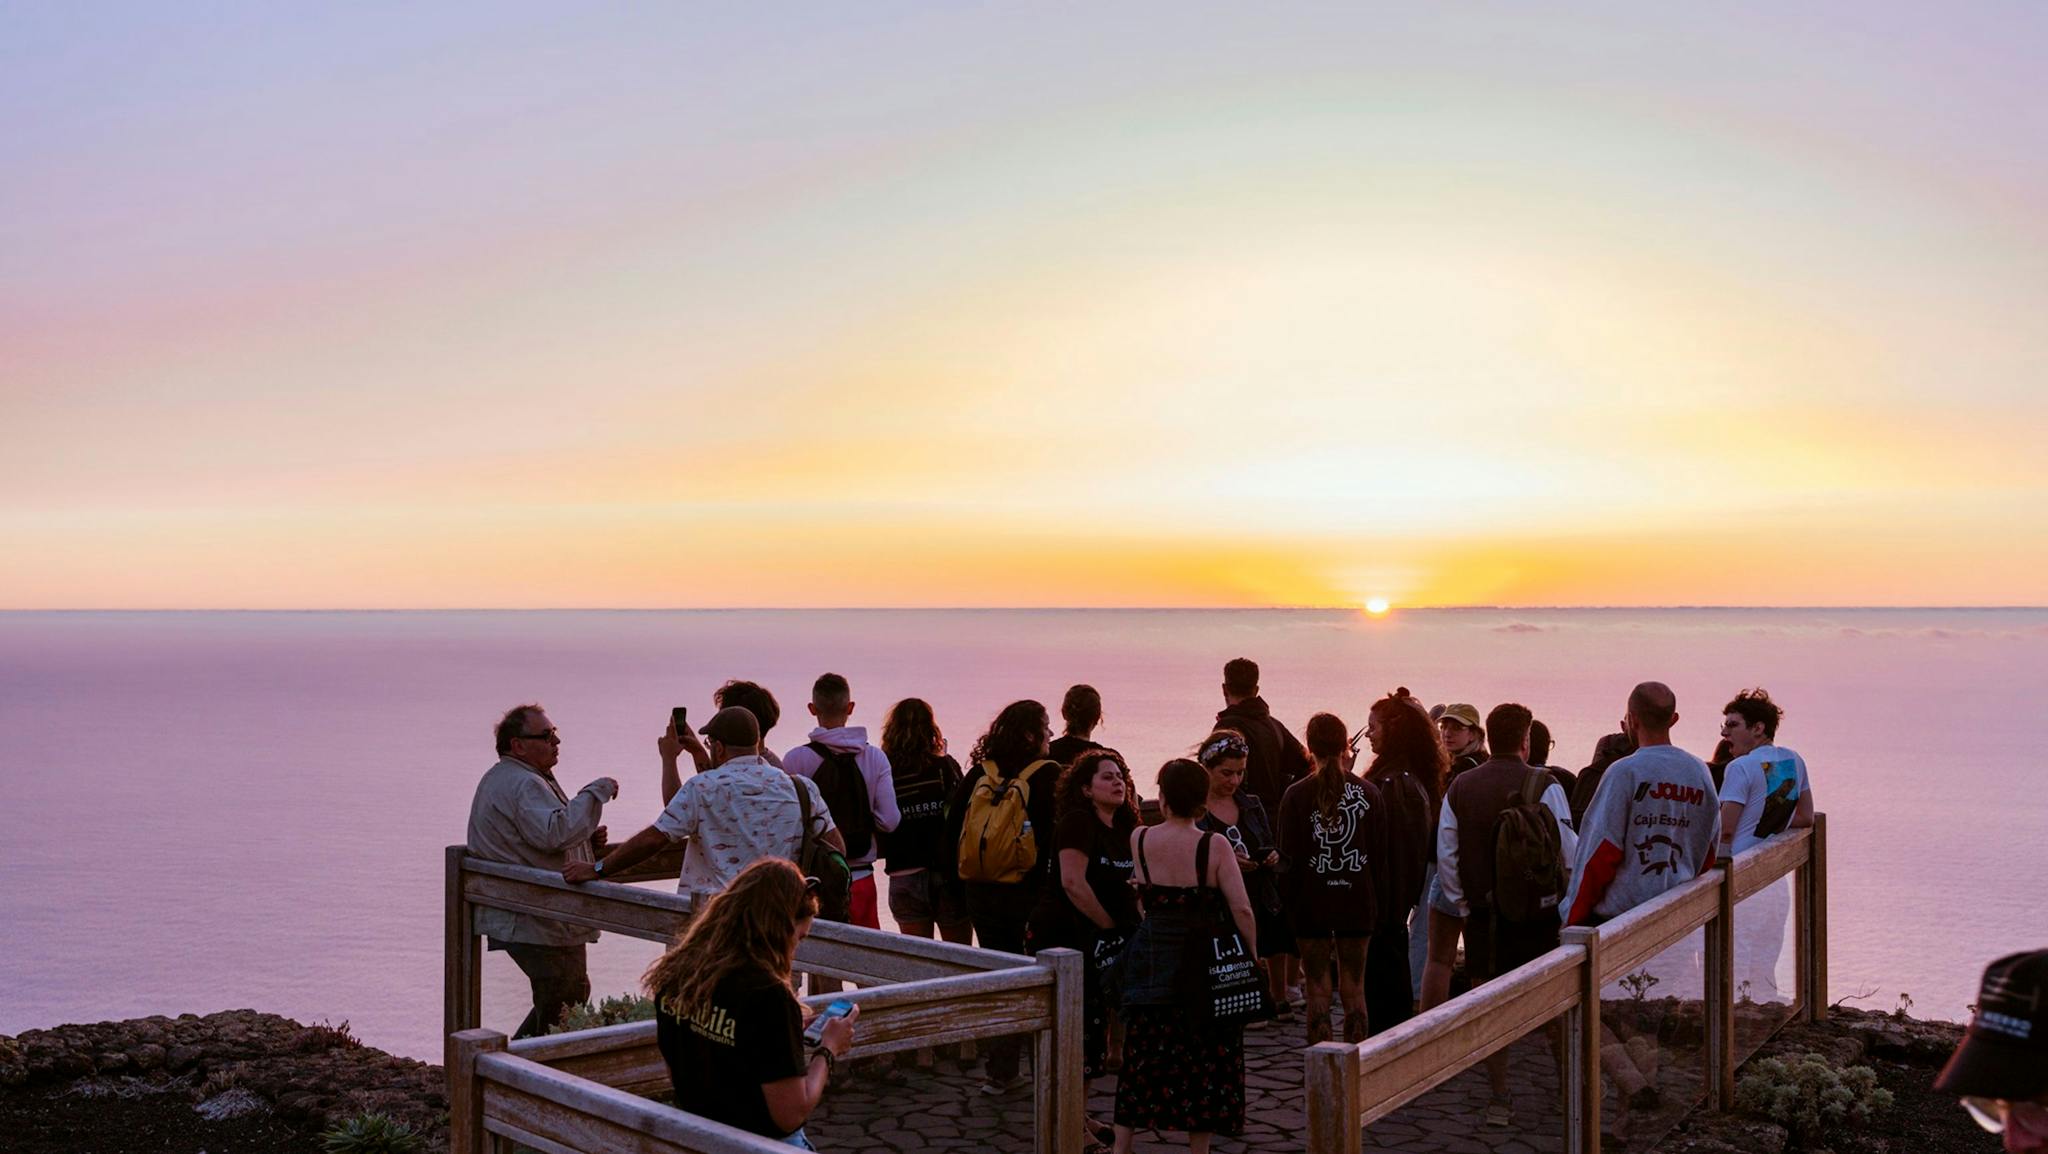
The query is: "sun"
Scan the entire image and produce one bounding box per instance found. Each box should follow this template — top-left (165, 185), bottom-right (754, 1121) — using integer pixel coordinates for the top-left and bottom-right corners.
top-left (1364, 597), bottom-right (1391, 616)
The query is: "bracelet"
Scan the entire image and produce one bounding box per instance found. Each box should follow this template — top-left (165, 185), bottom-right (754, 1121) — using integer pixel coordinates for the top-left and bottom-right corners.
top-left (810, 1046), bottom-right (836, 1075)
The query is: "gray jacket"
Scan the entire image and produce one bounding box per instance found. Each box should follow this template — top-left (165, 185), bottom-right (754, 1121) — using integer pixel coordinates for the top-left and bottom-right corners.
top-left (465, 756), bottom-right (610, 946)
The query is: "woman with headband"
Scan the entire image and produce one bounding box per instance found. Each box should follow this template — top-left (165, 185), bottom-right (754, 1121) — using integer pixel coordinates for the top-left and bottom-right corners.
top-left (1196, 729), bottom-right (1294, 1021)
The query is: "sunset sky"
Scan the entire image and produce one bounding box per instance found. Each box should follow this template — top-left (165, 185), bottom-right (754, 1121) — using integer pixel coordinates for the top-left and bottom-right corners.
top-left (5, 4), bottom-right (2044, 608)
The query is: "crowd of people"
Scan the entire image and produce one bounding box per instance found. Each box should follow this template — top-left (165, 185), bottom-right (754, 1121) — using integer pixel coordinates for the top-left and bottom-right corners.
top-left (466, 659), bottom-right (1845, 1150)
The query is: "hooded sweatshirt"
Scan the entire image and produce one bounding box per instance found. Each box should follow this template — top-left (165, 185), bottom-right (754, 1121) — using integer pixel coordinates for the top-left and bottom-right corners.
top-left (1215, 696), bottom-right (1312, 817)
top-left (1563, 744), bottom-right (1720, 926)
top-left (783, 726), bottom-right (900, 869)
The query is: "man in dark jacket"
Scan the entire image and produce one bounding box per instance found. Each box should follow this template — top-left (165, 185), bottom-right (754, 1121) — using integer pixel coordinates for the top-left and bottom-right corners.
top-left (1215, 657), bottom-right (1311, 817)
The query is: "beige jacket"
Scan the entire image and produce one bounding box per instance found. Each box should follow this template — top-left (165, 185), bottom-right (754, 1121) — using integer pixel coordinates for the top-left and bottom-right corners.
top-left (466, 756), bottom-right (610, 946)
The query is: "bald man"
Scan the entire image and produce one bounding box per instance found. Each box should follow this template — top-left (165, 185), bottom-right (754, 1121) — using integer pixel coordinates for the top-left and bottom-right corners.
top-left (1563, 682), bottom-right (1721, 926)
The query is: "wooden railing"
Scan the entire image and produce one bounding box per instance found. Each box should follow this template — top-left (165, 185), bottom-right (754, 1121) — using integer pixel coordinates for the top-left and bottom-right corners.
top-left (445, 847), bottom-right (1084, 1154)
top-left (1306, 813), bottom-right (1828, 1154)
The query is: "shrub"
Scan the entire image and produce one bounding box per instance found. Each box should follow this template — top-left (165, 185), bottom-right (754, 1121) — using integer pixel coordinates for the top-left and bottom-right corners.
top-left (1735, 1051), bottom-right (1893, 1147)
top-left (320, 1111), bottom-right (425, 1154)
top-left (551, 993), bottom-right (656, 1034)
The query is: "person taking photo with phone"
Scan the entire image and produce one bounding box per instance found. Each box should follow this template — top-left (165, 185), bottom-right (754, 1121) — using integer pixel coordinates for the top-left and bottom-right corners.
top-left (645, 858), bottom-right (858, 1150)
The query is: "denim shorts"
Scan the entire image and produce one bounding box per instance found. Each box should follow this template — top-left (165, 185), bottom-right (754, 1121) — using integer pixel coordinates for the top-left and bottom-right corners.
top-left (886, 869), bottom-right (971, 930)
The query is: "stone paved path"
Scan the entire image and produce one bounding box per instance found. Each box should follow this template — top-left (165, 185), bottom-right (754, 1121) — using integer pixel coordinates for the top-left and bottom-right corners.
top-left (804, 1006), bottom-right (1708, 1154)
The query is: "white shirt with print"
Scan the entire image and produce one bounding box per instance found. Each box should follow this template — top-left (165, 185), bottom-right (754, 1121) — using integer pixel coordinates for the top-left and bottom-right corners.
top-left (654, 755), bottom-right (837, 895)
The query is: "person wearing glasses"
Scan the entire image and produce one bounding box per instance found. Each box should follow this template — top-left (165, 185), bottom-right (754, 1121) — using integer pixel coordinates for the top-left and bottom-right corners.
top-left (466, 704), bottom-right (620, 1038)
top-left (1938, 949), bottom-right (2048, 1152)
top-left (646, 858), bottom-right (860, 1150)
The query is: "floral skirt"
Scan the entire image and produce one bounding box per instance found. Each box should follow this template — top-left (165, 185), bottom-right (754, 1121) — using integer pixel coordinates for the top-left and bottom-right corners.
top-left (1113, 1006), bottom-right (1244, 1135)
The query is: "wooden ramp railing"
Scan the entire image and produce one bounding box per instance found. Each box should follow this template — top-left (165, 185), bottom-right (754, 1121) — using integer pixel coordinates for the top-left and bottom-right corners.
top-left (445, 847), bottom-right (1081, 1154)
top-left (1307, 813), bottom-right (1828, 1154)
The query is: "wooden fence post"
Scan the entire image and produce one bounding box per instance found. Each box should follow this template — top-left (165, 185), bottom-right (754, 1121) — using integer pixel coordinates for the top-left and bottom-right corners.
top-left (1034, 949), bottom-right (1084, 1154)
top-left (1560, 927), bottom-right (1602, 1154)
top-left (1305, 1041), bottom-right (1362, 1154)
top-left (1707, 864), bottom-right (1737, 1110)
top-left (446, 847), bottom-right (482, 1074)
top-left (1808, 814), bottom-right (1829, 1023)
top-left (448, 1028), bottom-right (506, 1154)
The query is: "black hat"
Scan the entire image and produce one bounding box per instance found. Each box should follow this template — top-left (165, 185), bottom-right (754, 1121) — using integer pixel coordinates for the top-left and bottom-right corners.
top-left (1934, 949), bottom-right (2048, 1101)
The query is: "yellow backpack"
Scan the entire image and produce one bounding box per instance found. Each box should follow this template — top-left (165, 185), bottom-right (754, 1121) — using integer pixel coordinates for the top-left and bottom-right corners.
top-left (956, 759), bottom-right (1055, 884)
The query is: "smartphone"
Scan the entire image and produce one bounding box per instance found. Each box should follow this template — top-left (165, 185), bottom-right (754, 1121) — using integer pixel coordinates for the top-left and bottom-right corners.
top-left (803, 998), bottom-right (855, 1046)
top-left (670, 706), bottom-right (689, 737)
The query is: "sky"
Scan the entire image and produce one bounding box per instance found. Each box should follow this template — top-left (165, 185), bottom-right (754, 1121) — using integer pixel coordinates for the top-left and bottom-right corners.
top-left (4, 3), bottom-right (2045, 608)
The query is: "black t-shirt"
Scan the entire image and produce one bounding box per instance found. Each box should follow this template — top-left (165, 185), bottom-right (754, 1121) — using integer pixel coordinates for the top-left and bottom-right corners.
top-left (656, 971), bottom-right (807, 1140)
top-left (1048, 735), bottom-right (1103, 767)
top-left (878, 752), bottom-right (963, 871)
top-left (1030, 808), bottom-right (1138, 946)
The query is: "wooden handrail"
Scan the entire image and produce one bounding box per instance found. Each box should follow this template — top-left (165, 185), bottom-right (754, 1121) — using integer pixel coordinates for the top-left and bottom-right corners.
top-left (1306, 814), bottom-right (1828, 1154)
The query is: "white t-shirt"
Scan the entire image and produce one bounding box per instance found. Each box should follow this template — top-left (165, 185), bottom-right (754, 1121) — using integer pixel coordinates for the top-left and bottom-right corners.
top-left (654, 756), bottom-right (836, 895)
top-left (1720, 744), bottom-right (1810, 854)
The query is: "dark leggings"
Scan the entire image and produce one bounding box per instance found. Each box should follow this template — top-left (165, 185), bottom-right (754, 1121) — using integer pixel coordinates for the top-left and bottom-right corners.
top-left (1364, 920), bottom-right (1414, 1036)
top-left (967, 881), bottom-right (1038, 1081)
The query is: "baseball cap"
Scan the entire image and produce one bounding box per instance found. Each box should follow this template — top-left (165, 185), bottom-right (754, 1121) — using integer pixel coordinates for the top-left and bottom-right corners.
top-left (1934, 949), bottom-right (2048, 1101)
top-left (1439, 703), bottom-right (1483, 730)
top-left (698, 705), bottom-right (762, 748)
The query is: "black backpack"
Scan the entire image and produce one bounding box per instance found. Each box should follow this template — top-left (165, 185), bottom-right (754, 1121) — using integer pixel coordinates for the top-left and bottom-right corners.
top-left (806, 742), bottom-right (874, 861)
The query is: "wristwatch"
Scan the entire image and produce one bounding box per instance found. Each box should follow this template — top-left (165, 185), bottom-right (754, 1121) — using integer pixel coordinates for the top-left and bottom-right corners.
top-left (592, 859), bottom-right (606, 878)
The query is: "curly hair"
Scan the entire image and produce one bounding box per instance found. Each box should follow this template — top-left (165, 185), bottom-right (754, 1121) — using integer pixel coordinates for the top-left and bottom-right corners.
top-left (969, 700), bottom-right (1050, 776)
top-left (714, 680), bottom-right (781, 737)
top-left (1369, 687), bottom-right (1451, 803)
top-left (1722, 687), bottom-right (1784, 741)
top-left (642, 858), bottom-right (817, 1020)
top-left (1055, 747), bottom-right (1140, 824)
top-left (880, 697), bottom-right (941, 776)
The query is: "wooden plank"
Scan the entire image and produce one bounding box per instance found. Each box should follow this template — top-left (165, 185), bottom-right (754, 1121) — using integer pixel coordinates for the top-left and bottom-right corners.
top-left (480, 1052), bottom-right (794, 1154)
top-left (1809, 813), bottom-right (1829, 1022)
top-left (446, 847), bottom-right (482, 1044)
top-left (1559, 928), bottom-right (1600, 1154)
top-left (465, 857), bottom-right (700, 914)
top-left (1306, 1042), bottom-right (1362, 1154)
top-left (1731, 828), bottom-right (1811, 902)
top-left (794, 934), bottom-right (978, 984)
top-left (806, 916), bottom-right (1032, 972)
top-left (1708, 866), bottom-right (1736, 1110)
top-left (466, 873), bottom-right (687, 943)
top-left (1041, 949), bottom-right (1084, 1154)
top-left (1593, 874), bottom-right (1721, 986)
top-left (449, 1029), bottom-right (506, 1154)
top-left (1355, 947), bottom-right (1581, 1125)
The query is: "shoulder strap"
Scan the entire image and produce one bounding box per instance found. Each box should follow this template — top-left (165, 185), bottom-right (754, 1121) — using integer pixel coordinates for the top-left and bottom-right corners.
top-left (1196, 830), bottom-right (1215, 888)
top-left (1521, 767), bottom-right (1551, 807)
top-left (794, 777), bottom-right (816, 856)
top-left (1136, 828), bottom-right (1151, 884)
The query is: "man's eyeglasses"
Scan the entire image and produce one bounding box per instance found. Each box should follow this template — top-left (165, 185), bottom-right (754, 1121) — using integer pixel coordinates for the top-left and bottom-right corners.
top-left (516, 728), bottom-right (561, 745)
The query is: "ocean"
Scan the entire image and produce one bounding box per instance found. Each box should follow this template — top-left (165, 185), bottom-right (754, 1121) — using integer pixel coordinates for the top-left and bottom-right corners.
top-left (2, 608), bottom-right (2042, 1061)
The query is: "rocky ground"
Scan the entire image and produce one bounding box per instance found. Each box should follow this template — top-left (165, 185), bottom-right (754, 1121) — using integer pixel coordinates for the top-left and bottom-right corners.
top-left (0, 1005), bottom-right (1992, 1153)
top-left (0, 1010), bottom-right (447, 1153)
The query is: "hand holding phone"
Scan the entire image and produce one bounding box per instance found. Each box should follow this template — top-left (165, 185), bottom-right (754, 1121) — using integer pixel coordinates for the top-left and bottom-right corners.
top-left (803, 998), bottom-right (857, 1049)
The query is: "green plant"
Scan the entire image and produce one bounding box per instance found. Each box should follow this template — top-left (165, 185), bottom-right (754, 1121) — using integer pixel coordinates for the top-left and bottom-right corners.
top-left (551, 992), bottom-right (656, 1034)
top-left (1892, 992), bottom-right (1913, 1019)
top-left (320, 1111), bottom-right (425, 1154)
top-left (1735, 1051), bottom-right (1893, 1147)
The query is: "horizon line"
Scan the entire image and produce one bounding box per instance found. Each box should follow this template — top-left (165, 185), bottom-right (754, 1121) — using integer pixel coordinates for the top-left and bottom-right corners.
top-left (4, 604), bottom-right (2044, 614)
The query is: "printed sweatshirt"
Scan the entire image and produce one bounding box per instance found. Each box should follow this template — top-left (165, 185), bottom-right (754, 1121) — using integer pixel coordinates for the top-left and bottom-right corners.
top-left (1562, 744), bottom-right (1721, 926)
top-left (783, 725), bottom-right (900, 868)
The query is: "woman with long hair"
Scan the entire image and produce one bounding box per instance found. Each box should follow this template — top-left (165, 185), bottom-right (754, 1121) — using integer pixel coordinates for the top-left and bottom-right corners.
top-left (1113, 759), bottom-right (1257, 1154)
top-left (878, 698), bottom-right (971, 944)
top-left (645, 858), bottom-right (858, 1149)
top-left (1360, 689), bottom-right (1440, 1034)
top-left (1277, 713), bottom-right (1387, 1045)
top-left (943, 699), bottom-right (1062, 1094)
top-left (1028, 749), bottom-right (1141, 1097)
top-left (1195, 729), bottom-right (1295, 1020)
